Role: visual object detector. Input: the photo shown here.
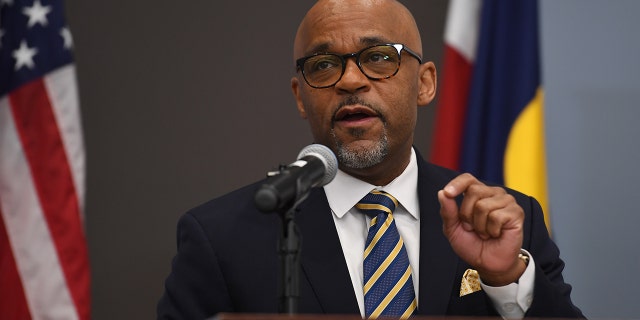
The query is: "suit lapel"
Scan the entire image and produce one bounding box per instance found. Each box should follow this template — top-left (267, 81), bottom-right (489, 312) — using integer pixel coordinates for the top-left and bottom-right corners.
top-left (415, 155), bottom-right (461, 315)
top-left (296, 188), bottom-right (360, 314)
top-left (291, 153), bottom-right (464, 315)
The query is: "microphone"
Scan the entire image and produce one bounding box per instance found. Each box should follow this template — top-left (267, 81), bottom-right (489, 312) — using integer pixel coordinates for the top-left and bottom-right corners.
top-left (254, 144), bottom-right (338, 213)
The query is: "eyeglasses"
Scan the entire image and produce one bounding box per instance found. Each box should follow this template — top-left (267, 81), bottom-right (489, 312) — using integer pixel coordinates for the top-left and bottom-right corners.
top-left (295, 43), bottom-right (422, 89)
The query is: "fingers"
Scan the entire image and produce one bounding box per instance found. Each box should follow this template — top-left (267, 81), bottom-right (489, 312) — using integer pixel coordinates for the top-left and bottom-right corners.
top-left (472, 193), bottom-right (517, 239)
top-left (441, 173), bottom-right (480, 198)
top-left (440, 173), bottom-right (479, 233)
top-left (441, 173), bottom-right (524, 239)
top-left (438, 189), bottom-right (460, 233)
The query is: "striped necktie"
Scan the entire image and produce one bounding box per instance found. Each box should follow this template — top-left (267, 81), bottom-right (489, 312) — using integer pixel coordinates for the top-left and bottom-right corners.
top-left (356, 190), bottom-right (417, 319)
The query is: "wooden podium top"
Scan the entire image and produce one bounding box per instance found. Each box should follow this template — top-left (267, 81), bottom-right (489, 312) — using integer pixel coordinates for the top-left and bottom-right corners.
top-left (216, 314), bottom-right (351, 320)
top-left (215, 314), bottom-right (361, 320)
top-left (214, 314), bottom-right (489, 320)
top-left (215, 315), bottom-right (587, 320)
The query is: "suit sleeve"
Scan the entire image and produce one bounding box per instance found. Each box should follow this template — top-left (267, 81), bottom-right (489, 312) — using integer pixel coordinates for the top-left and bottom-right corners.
top-left (157, 213), bottom-right (233, 319)
top-left (520, 195), bottom-right (584, 318)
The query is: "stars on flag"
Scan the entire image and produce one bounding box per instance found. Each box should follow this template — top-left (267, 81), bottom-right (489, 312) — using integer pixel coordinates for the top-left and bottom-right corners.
top-left (1, 0), bottom-right (76, 93)
top-left (22, 0), bottom-right (52, 28)
top-left (60, 26), bottom-right (72, 49)
top-left (12, 39), bottom-right (37, 69)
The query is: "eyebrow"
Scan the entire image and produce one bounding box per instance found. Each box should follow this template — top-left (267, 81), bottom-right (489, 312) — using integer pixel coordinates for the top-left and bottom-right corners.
top-left (360, 36), bottom-right (390, 46)
top-left (304, 36), bottom-right (392, 56)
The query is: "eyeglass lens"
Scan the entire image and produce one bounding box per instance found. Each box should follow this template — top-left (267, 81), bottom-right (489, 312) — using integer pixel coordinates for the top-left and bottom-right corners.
top-left (302, 45), bottom-right (401, 88)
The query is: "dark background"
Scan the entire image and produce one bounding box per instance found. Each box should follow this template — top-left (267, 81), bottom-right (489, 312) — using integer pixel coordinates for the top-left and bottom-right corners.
top-left (64, 1), bottom-right (448, 318)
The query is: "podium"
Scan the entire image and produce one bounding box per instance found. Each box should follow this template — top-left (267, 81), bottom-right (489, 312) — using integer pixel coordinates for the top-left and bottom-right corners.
top-left (215, 314), bottom-right (482, 320)
top-left (215, 314), bottom-right (362, 320)
top-left (214, 315), bottom-right (581, 320)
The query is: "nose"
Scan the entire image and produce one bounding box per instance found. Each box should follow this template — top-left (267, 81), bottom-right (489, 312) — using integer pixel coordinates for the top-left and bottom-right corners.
top-left (334, 59), bottom-right (370, 94)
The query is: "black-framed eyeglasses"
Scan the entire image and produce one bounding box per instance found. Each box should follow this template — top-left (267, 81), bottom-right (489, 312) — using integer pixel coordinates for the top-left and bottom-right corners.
top-left (295, 43), bottom-right (422, 89)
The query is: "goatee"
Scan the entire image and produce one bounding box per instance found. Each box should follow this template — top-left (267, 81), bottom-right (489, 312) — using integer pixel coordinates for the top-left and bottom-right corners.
top-left (332, 128), bottom-right (388, 169)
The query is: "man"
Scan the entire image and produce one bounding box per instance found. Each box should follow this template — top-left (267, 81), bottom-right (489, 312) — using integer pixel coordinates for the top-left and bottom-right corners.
top-left (158, 0), bottom-right (583, 319)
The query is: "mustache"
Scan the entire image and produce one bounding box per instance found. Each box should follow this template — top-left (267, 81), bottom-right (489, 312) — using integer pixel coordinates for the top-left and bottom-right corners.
top-left (331, 96), bottom-right (384, 121)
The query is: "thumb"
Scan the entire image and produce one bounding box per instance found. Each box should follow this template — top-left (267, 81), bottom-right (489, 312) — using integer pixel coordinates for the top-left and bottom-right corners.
top-left (438, 189), bottom-right (460, 232)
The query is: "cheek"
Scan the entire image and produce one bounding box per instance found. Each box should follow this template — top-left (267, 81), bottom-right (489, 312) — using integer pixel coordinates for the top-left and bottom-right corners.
top-left (390, 105), bottom-right (417, 135)
top-left (380, 83), bottom-right (419, 135)
top-left (300, 90), bottom-right (334, 121)
top-left (299, 95), bottom-right (334, 135)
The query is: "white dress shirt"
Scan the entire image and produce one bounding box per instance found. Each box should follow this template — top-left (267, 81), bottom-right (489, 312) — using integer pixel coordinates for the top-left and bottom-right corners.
top-left (323, 148), bottom-right (534, 318)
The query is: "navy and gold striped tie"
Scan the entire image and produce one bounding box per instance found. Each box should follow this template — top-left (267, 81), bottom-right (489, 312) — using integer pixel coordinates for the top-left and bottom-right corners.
top-left (356, 190), bottom-right (417, 319)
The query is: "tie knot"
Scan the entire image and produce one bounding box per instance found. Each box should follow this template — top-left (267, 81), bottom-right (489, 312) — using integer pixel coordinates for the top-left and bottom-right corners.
top-left (356, 190), bottom-right (398, 218)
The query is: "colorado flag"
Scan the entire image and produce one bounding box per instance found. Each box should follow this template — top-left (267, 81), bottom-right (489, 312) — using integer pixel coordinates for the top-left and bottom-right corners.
top-left (430, 0), bottom-right (550, 230)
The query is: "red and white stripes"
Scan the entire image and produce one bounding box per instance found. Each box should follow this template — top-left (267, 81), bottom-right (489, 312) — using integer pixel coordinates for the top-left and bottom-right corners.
top-left (0, 65), bottom-right (90, 320)
top-left (430, 0), bottom-right (481, 169)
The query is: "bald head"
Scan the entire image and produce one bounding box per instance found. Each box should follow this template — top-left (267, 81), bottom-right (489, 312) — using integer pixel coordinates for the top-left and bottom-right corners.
top-left (293, 0), bottom-right (423, 61)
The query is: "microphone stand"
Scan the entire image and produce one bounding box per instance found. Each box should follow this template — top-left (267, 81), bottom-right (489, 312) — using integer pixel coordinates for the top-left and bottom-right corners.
top-left (279, 197), bottom-right (301, 314)
top-left (265, 165), bottom-right (312, 315)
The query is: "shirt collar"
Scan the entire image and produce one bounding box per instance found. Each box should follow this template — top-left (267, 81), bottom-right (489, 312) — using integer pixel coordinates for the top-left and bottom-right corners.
top-left (324, 148), bottom-right (420, 220)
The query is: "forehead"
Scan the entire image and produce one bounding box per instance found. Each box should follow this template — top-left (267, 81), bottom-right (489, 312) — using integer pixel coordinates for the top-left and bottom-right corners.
top-left (295, 0), bottom-right (419, 56)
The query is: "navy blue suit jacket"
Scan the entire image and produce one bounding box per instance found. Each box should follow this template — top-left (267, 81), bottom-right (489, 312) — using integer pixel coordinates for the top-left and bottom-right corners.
top-left (157, 153), bottom-right (583, 319)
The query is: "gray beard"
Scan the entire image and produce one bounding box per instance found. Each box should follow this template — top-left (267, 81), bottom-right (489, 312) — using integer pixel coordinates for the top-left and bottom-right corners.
top-left (331, 128), bottom-right (388, 169)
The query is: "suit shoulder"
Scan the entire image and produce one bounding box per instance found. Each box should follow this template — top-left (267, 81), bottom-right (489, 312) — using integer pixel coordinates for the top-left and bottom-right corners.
top-left (417, 159), bottom-right (465, 189)
top-left (185, 179), bottom-right (267, 224)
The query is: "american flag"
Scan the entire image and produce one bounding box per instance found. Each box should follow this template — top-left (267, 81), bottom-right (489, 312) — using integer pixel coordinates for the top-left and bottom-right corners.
top-left (0, 0), bottom-right (90, 319)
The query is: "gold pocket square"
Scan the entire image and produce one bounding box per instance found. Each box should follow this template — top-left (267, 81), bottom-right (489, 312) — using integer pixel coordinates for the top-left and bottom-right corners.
top-left (460, 269), bottom-right (482, 297)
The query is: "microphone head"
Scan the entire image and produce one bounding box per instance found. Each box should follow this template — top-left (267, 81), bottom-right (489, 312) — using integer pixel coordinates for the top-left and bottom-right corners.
top-left (297, 144), bottom-right (338, 187)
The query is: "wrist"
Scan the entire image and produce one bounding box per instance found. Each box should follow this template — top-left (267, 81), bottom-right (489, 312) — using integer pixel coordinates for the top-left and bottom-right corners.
top-left (479, 250), bottom-right (529, 286)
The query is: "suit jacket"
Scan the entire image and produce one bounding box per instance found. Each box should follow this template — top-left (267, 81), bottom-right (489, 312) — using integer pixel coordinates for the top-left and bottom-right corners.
top-left (157, 153), bottom-right (583, 319)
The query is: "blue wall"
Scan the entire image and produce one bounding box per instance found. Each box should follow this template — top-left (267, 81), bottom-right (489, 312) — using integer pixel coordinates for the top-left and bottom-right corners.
top-left (541, 0), bottom-right (640, 317)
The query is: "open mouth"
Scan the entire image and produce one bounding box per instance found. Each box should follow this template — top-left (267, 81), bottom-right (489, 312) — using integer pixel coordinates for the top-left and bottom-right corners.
top-left (341, 113), bottom-right (371, 121)
top-left (334, 106), bottom-right (378, 122)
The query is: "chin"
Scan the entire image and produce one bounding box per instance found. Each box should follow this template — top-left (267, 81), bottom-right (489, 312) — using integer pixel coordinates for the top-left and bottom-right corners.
top-left (335, 139), bottom-right (388, 170)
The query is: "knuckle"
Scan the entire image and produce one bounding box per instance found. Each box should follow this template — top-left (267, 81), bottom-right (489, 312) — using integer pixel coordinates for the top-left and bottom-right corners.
top-left (491, 186), bottom-right (507, 194)
top-left (475, 198), bottom-right (493, 213)
top-left (460, 172), bottom-right (474, 179)
top-left (467, 183), bottom-right (484, 195)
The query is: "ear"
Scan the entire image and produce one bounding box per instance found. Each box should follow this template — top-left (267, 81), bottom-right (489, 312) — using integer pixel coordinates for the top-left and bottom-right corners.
top-left (417, 61), bottom-right (437, 106)
top-left (291, 77), bottom-right (308, 119)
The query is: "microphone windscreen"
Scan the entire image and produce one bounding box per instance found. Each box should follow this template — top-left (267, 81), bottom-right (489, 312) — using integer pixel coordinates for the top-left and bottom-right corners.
top-left (297, 144), bottom-right (338, 187)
